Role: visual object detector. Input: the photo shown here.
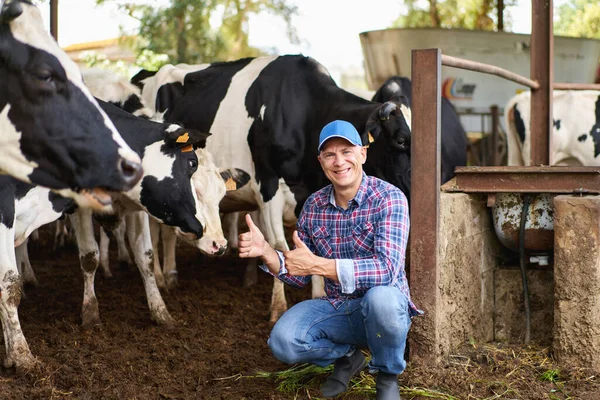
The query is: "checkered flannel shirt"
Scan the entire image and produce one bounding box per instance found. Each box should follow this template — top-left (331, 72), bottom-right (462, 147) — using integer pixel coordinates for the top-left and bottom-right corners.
top-left (260, 173), bottom-right (422, 317)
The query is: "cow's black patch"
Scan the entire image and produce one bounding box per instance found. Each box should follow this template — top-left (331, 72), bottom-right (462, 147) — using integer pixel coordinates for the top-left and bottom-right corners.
top-left (553, 119), bottom-right (561, 130)
top-left (578, 134), bottom-right (588, 142)
top-left (48, 191), bottom-right (77, 215)
top-left (513, 104), bottom-right (526, 144)
top-left (591, 96), bottom-right (600, 158)
top-left (0, 176), bottom-right (17, 229)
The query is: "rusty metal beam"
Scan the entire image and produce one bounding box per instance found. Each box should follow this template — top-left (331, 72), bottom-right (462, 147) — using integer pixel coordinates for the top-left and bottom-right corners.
top-left (442, 166), bottom-right (600, 193)
top-left (50, 0), bottom-right (58, 41)
top-left (529, 0), bottom-right (553, 165)
top-left (409, 48), bottom-right (441, 364)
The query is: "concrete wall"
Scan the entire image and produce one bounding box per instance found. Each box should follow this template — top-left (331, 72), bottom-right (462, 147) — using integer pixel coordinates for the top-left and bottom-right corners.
top-left (434, 193), bottom-right (497, 355)
top-left (554, 195), bottom-right (600, 372)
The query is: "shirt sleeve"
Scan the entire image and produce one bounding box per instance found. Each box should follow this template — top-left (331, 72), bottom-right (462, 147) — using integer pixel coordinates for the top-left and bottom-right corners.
top-left (337, 188), bottom-right (410, 293)
top-left (258, 200), bottom-right (313, 289)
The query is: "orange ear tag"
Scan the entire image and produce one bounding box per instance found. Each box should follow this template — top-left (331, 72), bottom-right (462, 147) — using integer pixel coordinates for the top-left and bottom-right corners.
top-left (225, 177), bottom-right (237, 191)
top-left (176, 132), bottom-right (189, 143)
top-left (368, 131), bottom-right (375, 143)
top-left (181, 144), bottom-right (193, 153)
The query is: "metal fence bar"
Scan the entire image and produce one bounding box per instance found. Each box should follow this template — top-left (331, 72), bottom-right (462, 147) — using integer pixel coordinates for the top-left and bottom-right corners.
top-left (441, 54), bottom-right (540, 89)
top-left (554, 83), bottom-right (600, 90)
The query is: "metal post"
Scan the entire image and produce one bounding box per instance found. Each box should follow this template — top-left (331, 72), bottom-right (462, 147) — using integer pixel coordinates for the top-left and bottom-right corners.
top-left (529, 0), bottom-right (553, 165)
top-left (490, 105), bottom-right (500, 166)
top-left (409, 48), bottom-right (441, 364)
top-left (50, 0), bottom-right (58, 41)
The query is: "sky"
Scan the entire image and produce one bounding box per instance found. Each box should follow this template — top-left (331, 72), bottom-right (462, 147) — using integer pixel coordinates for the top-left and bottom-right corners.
top-left (38, 0), bottom-right (540, 75)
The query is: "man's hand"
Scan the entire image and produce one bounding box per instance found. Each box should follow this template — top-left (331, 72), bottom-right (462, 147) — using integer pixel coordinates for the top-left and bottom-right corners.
top-left (238, 214), bottom-right (267, 258)
top-left (283, 231), bottom-right (319, 276)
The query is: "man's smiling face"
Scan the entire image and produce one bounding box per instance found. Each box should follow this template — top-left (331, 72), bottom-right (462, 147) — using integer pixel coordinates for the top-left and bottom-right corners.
top-left (318, 137), bottom-right (366, 192)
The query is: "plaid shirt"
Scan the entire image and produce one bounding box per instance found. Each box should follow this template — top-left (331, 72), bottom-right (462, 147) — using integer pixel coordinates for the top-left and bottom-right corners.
top-left (261, 173), bottom-right (422, 317)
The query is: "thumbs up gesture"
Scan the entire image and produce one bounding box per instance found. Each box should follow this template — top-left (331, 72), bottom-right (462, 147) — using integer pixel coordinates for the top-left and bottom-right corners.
top-left (238, 213), bottom-right (266, 258)
top-left (283, 231), bottom-right (316, 276)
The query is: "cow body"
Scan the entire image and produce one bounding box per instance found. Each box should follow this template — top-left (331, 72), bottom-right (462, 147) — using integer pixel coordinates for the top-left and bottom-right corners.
top-left (371, 75), bottom-right (468, 189)
top-left (505, 90), bottom-right (600, 166)
top-left (82, 69), bottom-right (248, 290)
top-left (0, 1), bottom-right (142, 207)
top-left (0, 176), bottom-right (76, 370)
top-left (132, 54), bottom-right (416, 321)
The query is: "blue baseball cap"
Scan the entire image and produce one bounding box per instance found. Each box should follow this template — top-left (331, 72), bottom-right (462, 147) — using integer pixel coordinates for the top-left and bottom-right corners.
top-left (317, 120), bottom-right (362, 153)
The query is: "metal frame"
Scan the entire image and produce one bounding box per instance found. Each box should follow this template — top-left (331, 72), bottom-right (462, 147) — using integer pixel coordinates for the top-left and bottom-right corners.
top-left (408, 0), bottom-right (600, 362)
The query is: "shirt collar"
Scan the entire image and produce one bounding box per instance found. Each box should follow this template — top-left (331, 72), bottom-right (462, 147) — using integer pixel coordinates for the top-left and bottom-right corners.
top-left (319, 172), bottom-right (369, 209)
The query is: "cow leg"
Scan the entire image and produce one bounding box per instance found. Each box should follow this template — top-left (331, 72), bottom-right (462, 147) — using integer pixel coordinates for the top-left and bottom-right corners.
top-left (52, 220), bottom-right (67, 252)
top-left (149, 218), bottom-right (166, 290)
top-left (260, 195), bottom-right (290, 324)
top-left (115, 220), bottom-right (132, 269)
top-left (125, 211), bottom-right (174, 326)
top-left (69, 209), bottom-right (102, 328)
top-left (0, 224), bottom-right (36, 370)
top-left (98, 227), bottom-right (113, 278)
top-left (222, 212), bottom-right (239, 254)
top-left (161, 225), bottom-right (178, 290)
top-left (16, 238), bottom-right (38, 287)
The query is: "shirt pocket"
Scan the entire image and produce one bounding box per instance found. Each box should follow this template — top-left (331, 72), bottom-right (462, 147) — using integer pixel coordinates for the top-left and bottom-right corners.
top-left (312, 225), bottom-right (333, 258)
top-left (352, 222), bottom-right (375, 256)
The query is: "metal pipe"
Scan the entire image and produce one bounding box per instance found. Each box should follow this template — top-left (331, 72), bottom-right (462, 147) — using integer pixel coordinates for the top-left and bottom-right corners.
top-left (441, 54), bottom-right (540, 89)
top-left (554, 83), bottom-right (600, 90)
top-left (50, 0), bottom-right (58, 41)
top-left (519, 194), bottom-right (532, 344)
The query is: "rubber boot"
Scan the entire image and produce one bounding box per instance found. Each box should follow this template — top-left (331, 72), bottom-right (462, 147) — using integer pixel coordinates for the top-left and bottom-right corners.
top-left (320, 350), bottom-right (367, 398)
top-left (376, 372), bottom-right (400, 400)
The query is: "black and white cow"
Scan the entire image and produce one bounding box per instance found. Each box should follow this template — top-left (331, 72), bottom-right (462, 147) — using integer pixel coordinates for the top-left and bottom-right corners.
top-left (371, 75), bottom-right (468, 191)
top-left (0, 97), bottom-right (241, 370)
top-left (505, 90), bottom-right (600, 166)
top-left (0, 176), bottom-right (76, 370)
top-left (0, 1), bottom-right (143, 207)
top-left (82, 69), bottom-right (248, 290)
top-left (130, 55), bottom-right (421, 322)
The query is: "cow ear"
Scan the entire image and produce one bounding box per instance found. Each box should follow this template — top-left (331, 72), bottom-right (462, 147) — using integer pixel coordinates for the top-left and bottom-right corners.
top-left (219, 168), bottom-right (251, 192)
top-left (165, 126), bottom-right (211, 149)
top-left (0, 0), bottom-right (23, 24)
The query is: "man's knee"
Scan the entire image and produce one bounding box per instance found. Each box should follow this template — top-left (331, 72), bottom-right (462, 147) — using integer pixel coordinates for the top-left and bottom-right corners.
top-left (362, 286), bottom-right (408, 322)
top-left (268, 323), bottom-right (305, 365)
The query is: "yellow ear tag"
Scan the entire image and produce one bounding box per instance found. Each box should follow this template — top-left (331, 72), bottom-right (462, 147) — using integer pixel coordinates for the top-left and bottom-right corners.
top-left (176, 132), bottom-right (189, 143)
top-left (181, 144), bottom-right (193, 153)
top-left (368, 131), bottom-right (375, 143)
top-left (225, 177), bottom-right (237, 191)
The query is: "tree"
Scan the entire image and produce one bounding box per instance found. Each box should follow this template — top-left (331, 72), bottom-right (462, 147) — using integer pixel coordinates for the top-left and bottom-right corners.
top-left (555, 0), bottom-right (600, 39)
top-left (392, 0), bottom-right (518, 31)
top-left (97, 0), bottom-right (298, 64)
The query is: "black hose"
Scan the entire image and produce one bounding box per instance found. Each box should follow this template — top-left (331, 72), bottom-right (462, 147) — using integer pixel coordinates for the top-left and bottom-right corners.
top-left (519, 194), bottom-right (532, 344)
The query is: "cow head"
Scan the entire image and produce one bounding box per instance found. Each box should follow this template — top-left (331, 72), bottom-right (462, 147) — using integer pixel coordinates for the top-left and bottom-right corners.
top-left (0, 1), bottom-right (143, 209)
top-left (183, 149), bottom-right (250, 256)
top-left (363, 98), bottom-right (413, 198)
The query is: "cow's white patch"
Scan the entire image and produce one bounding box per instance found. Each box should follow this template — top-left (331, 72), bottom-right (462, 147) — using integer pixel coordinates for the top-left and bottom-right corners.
top-left (14, 187), bottom-right (63, 247)
top-left (259, 105), bottom-right (266, 121)
top-left (386, 81), bottom-right (402, 93)
top-left (10, 4), bottom-right (139, 165)
top-left (140, 63), bottom-right (212, 116)
top-left (0, 105), bottom-right (37, 181)
top-left (165, 124), bottom-right (181, 133)
top-left (400, 104), bottom-right (412, 130)
top-left (124, 141), bottom-right (175, 205)
top-left (206, 56), bottom-right (278, 176)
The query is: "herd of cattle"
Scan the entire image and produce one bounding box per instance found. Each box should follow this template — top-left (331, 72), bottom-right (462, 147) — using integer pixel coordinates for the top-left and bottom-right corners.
top-left (2, 0), bottom-right (600, 372)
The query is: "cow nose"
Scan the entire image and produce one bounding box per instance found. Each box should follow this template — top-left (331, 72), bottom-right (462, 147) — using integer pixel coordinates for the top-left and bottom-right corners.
top-left (118, 158), bottom-right (143, 191)
top-left (214, 242), bottom-right (227, 256)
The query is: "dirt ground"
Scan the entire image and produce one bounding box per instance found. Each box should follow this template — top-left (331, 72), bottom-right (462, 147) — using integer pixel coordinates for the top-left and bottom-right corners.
top-left (1, 224), bottom-right (600, 400)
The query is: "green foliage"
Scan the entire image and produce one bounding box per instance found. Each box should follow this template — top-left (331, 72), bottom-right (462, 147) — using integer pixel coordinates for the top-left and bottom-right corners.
top-left (392, 0), bottom-right (518, 31)
top-left (540, 369), bottom-right (561, 383)
top-left (555, 0), bottom-right (600, 39)
top-left (96, 0), bottom-right (298, 64)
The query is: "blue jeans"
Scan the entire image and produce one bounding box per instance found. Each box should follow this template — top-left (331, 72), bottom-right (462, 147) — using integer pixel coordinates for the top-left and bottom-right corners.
top-left (268, 286), bottom-right (412, 375)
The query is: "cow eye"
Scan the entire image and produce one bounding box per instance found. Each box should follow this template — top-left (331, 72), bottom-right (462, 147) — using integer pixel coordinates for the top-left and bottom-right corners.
top-left (188, 158), bottom-right (198, 172)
